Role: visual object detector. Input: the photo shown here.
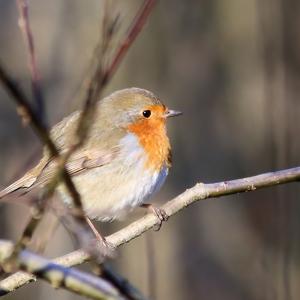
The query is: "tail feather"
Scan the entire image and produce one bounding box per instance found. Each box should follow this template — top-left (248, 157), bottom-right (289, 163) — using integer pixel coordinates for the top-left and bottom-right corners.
top-left (0, 175), bottom-right (36, 200)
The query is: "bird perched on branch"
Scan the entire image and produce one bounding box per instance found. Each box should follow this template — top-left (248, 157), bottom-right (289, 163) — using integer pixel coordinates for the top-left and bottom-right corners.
top-left (0, 88), bottom-right (181, 253)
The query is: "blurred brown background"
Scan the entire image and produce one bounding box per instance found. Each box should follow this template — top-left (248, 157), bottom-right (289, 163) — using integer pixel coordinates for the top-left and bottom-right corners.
top-left (1, 0), bottom-right (300, 299)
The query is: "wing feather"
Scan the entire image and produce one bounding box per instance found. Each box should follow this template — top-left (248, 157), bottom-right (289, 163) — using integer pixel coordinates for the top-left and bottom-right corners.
top-left (0, 147), bottom-right (119, 200)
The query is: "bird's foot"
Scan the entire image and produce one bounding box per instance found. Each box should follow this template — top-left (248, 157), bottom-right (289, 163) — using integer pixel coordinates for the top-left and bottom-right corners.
top-left (141, 203), bottom-right (169, 231)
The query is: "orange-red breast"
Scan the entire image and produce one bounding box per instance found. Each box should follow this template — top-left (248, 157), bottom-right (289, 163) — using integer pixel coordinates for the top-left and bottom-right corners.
top-left (0, 88), bottom-right (181, 224)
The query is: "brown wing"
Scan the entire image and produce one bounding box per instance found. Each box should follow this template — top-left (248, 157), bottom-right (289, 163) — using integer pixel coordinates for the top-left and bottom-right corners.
top-left (0, 103), bottom-right (124, 200)
top-left (0, 147), bottom-right (119, 200)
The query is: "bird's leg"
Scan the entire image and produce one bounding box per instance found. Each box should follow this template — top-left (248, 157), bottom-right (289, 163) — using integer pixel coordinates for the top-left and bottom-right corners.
top-left (85, 217), bottom-right (115, 258)
top-left (140, 203), bottom-right (169, 231)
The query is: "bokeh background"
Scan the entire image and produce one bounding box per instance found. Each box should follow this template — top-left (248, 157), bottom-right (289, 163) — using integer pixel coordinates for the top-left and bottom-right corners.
top-left (1, 0), bottom-right (300, 299)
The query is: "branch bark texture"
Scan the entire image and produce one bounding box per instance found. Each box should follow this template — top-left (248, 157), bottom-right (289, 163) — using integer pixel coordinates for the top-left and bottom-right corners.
top-left (1, 166), bottom-right (300, 294)
top-left (0, 242), bottom-right (122, 299)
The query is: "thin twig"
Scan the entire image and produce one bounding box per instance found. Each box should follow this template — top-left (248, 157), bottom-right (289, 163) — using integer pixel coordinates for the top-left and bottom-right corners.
top-left (16, 0), bottom-right (45, 120)
top-left (12, 1), bottom-right (62, 249)
top-left (102, 0), bottom-right (157, 86)
top-left (1, 165), bottom-right (300, 294)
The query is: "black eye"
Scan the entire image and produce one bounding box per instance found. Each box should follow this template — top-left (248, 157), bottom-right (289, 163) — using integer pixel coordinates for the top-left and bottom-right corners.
top-left (142, 110), bottom-right (151, 118)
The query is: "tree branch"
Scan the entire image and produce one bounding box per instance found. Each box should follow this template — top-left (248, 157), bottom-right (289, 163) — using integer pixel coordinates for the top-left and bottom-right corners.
top-left (0, 241), bottom-right (122, 299)
top-left (1, 165), bottom-right (300, 294)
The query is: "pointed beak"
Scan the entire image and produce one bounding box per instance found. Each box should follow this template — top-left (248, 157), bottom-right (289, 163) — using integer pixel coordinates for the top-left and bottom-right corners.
top-left (165, 109), bottom-right (183, 118)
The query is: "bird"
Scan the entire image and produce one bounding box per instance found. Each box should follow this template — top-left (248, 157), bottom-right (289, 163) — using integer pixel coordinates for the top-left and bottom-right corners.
top-left (0, 87), bottom-right (181, 252)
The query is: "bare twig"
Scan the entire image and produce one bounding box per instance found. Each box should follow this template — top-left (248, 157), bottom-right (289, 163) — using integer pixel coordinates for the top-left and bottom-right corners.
top-left (2, 165), bottom-right (300, 293)
top-left (0, 241), bottom-right (122, 300)
top-left (16, 0), bottom-right (45, 120)
top-left (102, 0), bottom-right (157, 86)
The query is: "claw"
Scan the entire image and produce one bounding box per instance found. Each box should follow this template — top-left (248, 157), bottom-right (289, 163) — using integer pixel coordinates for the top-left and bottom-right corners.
top-left (141, 204), bottom-right (169, 231)
top-left (152, 206), bottom-right (169, 221)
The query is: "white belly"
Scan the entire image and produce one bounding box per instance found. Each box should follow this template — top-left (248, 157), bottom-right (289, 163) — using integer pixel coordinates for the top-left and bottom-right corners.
top-left (58, 133), bottom-right (168, 222)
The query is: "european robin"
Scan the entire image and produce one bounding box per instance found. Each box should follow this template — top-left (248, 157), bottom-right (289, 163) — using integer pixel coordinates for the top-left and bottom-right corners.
top-left (0, 88), bottom-right (181, 249)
